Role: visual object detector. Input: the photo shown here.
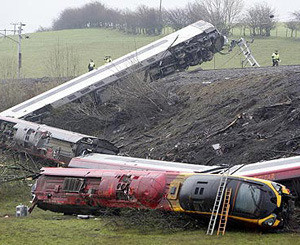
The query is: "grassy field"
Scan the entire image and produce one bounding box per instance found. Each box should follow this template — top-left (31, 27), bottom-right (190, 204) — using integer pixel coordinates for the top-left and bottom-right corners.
top-left (0, 29), bottom-right (160, 78)
top-left (0, 24), bottom-right (300, 79)
top-left (201, 36), bottom-right (300, 70)
top-left (1, 182), bottom-right (300, 245)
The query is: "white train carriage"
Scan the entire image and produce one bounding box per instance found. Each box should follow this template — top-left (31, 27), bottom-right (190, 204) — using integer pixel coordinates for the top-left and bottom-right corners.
top-left (0, 20), bottom-right (224, 120)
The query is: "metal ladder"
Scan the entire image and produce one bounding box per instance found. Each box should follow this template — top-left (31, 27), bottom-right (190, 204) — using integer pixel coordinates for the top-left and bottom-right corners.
top-left (206, 173), bottom-right (229, 235)
top-left (217, 188), bottom-right (232, 235)
top-left (237, 38), bottom-right (260, 67)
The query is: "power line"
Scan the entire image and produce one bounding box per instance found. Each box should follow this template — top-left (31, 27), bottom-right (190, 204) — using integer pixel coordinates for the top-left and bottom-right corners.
top-left (0, 22), bottom-right (27, 79)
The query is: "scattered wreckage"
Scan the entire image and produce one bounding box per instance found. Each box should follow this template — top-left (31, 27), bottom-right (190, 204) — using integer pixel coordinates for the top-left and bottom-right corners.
top-left (0, 20), bottom-right (298, 230)
top-left (0, 116), bottom-right (118, 165)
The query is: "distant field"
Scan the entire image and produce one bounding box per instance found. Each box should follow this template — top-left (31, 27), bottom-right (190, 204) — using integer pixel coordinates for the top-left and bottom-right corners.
top-left (0, 24), bottom-right (300, 79)
top-left (0, 29), bottom-right (160, 78)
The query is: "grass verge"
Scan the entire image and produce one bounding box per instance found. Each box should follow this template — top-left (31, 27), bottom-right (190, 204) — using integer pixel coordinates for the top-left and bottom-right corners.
top-left (0, 182), bottom-right (299, 245)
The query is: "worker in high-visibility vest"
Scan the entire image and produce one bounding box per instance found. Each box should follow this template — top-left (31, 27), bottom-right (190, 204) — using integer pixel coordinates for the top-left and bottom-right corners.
top-left (104, 56), bottom-right (112, 64)
top-left (271, 50), bottom-right (280, 67)
top-left (88, 59), bottom-right (95, 71)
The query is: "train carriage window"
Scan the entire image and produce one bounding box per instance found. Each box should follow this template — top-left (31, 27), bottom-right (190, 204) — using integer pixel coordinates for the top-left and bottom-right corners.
top-left (194, 187), bottom-right (204, 195)
top-left (168, 182), bottom-right (181, 200)
top-left (234, 183), bottom-right (261, 216)
top-left (170, 186), bottom-right (177, 195)
top-left (62, 178), bottom-right (84, 192)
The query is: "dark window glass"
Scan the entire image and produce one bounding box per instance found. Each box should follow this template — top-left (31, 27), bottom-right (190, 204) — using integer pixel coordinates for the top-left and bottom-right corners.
top-left (62, 178), bottom-right (85, 192)
top-left (170, 186), bottom-right (177, 195)
top-left (234, 183), bottom-right (261, 215)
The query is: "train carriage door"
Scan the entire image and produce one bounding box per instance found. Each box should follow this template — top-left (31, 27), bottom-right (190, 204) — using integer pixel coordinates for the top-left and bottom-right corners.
top-left (168, 181), bottom-right (181, 200)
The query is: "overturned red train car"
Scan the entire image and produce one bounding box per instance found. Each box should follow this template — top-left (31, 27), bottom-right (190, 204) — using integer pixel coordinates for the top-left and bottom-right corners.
top-left (31, 167), bottom-right (293, 229)
top-left (68, 153), bottom-right (300, 198)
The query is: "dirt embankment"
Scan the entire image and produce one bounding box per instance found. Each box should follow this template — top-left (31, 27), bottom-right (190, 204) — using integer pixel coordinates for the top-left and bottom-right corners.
top-left (46, 65), bottom-right (300, 167)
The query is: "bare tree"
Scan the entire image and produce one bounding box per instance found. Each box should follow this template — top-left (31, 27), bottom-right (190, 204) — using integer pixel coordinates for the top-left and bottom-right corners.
top-left (52, 8), bottom-right (82, 30)
top-left (187, 0), bottom-right (244, 35)
top-left (292, 10), bottom-right (300, 21)
top-left (121, 10), bottom-right (139, 34)
top-left (45, 41), bottom-right (80, 78)
top-left (244, 3), bottom-right (276, 36)
top-left (285, 21), bottom-right (299, 37)
top-left (52, 2), bottom-right (121, 30)
top-left (136, 5), bottom-right (162, 35)
top-left (164, 8), bottom-right (191, 31)
top-left (51, 2), bottom-right (164, 36)
top-left (284, 10), bottom-right (300, 38)
top-left (63, 72), bottom-right (175, 132)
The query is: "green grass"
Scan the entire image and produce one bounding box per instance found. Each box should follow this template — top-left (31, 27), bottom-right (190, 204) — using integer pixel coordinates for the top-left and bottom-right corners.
top-left (1, 182), bottom-right (300, 245)
top-left (0, 29), bottom-right (160, 78)
top-left (1, 24), bottom-right (300, 79)
top-left (2, 216), bottom-right (300, 245)
top-left (201, 36), bottom-right (300, 70)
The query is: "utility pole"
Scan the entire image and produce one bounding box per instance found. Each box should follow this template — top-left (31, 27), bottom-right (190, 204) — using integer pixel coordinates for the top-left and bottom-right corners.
top-left (159, 0), bottom-right (163, 34)
top-left (159, 0), bottom-right (162, 14)
top-left (0, 22), bottom-right (27, 79)
top-left (10, 23), bottom-right (18, 35)
top-left (17, 22), bottom-right (26, 79)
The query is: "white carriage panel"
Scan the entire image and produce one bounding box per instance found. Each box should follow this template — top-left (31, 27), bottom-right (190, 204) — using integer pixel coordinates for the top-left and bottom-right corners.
top-left (75, 153), bottom-right (215, 172)
top-left (0, 20), bottom-right (216, 119)
top-left (234, 156), bottom-right (300, 176)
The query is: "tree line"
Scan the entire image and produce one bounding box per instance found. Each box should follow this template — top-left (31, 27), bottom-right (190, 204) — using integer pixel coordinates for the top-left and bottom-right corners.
top-left (47, 0), bottom-right (300, 37)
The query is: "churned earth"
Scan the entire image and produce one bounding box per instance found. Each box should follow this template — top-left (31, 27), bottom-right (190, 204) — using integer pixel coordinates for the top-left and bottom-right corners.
top-left (2, 65), bottom-right (300, 232)
top-left (46, 65), bottom-right (300, 168)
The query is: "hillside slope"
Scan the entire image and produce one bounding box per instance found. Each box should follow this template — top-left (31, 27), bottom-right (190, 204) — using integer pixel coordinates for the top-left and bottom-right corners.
top-left (46, 65), bottom-right (300, 167)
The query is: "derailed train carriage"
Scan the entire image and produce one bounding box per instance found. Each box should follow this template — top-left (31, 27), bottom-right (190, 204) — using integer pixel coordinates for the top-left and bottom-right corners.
top-left (0, 20), bottom-right (224, 165)
top-left (31, 167), bottom-right (293, 229)
top-left (0, 18), bottom-right (296, 229)
top-left (68, 153), bottom-right (300, 199)
top-left (0, 116), bottom-right (119, 164)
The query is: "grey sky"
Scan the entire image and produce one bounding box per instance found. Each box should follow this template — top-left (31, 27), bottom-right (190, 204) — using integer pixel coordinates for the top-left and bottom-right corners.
top-left (0, 0), bottom-right (299, 33)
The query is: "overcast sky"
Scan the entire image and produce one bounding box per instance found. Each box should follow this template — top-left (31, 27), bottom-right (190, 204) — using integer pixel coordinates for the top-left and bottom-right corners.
top-left (0, 0), bottom-right (300, 33)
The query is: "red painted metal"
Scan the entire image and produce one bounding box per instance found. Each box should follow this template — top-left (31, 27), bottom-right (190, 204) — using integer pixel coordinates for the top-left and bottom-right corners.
top-left (35, 168), bottom-right (176, 212)
top-left (69, 154), bottom-right (300, 183)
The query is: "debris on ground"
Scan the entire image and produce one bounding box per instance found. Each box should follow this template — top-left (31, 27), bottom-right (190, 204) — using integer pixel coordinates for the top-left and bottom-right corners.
top-left (46, 65), bottom-right (300, 167)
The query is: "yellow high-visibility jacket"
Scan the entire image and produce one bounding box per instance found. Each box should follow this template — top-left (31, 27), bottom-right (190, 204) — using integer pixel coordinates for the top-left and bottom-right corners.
top-left (272, 53), bottom-right (280, 61)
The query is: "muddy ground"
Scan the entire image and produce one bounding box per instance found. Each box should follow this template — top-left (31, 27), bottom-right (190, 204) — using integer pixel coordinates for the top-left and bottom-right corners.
top-left (44, 65), bottom-right (300, 167)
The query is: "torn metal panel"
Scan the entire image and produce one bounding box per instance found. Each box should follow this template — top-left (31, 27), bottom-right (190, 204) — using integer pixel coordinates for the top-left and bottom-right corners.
top-left (0, 116), bottom-right (119, 164)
